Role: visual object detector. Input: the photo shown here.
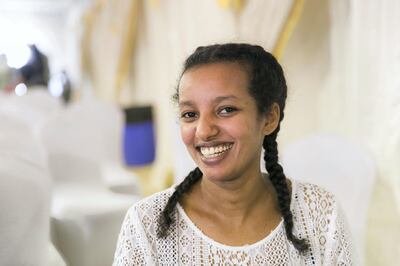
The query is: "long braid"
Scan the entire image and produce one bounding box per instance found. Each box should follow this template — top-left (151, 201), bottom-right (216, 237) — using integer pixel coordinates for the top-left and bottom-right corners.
top-left (263, 125), bottom-right (309, 253)
top-left (158, 167), bottom-right (202, 238)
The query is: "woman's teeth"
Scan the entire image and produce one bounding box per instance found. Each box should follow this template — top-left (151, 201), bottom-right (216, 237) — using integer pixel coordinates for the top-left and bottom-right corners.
top-left (200, 144), bottom-right (233, 159)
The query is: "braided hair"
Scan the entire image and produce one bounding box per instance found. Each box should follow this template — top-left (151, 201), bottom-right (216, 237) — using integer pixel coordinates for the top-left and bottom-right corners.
top-left (158, 43), bottom-right (309, 253)
top-left (158, 167), bottom-right (202, 237)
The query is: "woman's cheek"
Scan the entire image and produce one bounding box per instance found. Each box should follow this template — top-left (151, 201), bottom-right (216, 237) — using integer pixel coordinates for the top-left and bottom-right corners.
top-left (180, 124), bottom-right (195, 146)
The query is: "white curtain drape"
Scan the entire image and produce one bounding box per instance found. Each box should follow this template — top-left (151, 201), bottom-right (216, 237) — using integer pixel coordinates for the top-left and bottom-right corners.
top-left (322, 0), bottom-right (400, 207)
top-left (265, 1), bottom-right (399, 263)
top-left (319, 1), bottom-right (400, 264)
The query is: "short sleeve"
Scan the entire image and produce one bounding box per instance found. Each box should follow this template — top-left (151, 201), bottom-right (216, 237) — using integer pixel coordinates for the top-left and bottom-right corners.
top-left (325, 202), bottom-right (355, 265)
top-left (113, 206), bottom-right (150, 266)
top-left (292, 182), bottom-right (356, 265)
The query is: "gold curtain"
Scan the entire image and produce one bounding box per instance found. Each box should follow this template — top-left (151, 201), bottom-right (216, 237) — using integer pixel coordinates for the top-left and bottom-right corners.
top-left (216, 0), bottom-right (304, 60)
top-left (273, 0), bottom-right (304, 60)
top-left (217, 0), bottom-right (246, 12)
top-left (81, 0), bottom-right (138, 103)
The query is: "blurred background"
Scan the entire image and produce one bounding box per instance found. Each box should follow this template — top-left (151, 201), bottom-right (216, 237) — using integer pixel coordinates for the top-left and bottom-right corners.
top-left (0, 0), bottom-right (399, 265)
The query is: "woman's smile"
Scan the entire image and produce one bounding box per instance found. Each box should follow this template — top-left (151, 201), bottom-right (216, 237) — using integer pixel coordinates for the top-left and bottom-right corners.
top-left (197, 142), bottom-right (234, 165)
top-left (199, 143), bottom-right (233, 159)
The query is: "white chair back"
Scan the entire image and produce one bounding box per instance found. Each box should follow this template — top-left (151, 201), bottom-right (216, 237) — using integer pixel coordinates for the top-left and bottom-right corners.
top-left (281, 134), bottom-right (376, 262)
top-left (38, 99), bottom-right (140, 266)
top-left (39, 99), bottom-right (124, 185)
top-left (0, 115), bottom-right (51, 265)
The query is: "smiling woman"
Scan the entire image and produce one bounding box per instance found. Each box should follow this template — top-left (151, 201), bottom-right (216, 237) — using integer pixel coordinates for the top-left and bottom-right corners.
top-left (113, 43), bottom-right (354, 265)
top-left (178, 62), bottom-right (274, 185)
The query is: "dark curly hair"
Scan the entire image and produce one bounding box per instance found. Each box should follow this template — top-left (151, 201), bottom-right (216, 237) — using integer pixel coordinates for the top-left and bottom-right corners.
top-left (158, 43), bottom-right (309, 253)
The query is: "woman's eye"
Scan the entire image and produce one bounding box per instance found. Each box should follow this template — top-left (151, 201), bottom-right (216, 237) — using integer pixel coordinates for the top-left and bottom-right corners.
top-left (219, 107), bottom-right (237, 115)
top-left (181, 112), bottom-right (197, 119)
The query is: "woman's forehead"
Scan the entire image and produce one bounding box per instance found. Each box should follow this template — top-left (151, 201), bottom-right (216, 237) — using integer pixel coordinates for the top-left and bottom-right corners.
top-left (179, 63), bottom-right (250, 97)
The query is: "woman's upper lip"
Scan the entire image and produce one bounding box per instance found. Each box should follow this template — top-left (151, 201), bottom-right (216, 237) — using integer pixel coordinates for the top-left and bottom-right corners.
top-left (195, 141), bottom-right (234, 148)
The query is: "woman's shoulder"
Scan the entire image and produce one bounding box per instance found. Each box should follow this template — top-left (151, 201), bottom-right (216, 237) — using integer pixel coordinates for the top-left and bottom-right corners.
top-left (292, 179), bottom-right (337, 203)
top-left (291, 179), bottom-right (339, 218)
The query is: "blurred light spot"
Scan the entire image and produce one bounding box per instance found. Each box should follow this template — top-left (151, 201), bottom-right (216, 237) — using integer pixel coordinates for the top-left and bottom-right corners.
top-left (48, 76), bottom-right (64, 97)
top-left (15, 83), bottom-right (28, 96)
top-left (4, 44), bottom-right (32, 69)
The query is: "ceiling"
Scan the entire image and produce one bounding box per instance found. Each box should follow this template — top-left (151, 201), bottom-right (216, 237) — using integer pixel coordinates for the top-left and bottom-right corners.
top-left (0, 0), bottom-right (90, 14)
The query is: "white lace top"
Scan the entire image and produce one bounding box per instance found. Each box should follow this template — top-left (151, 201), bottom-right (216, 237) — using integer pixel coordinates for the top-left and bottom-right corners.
top-left (113, 180), bottom-right (354, 265)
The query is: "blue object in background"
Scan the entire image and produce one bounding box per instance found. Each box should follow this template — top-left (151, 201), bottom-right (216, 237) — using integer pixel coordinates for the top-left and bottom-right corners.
top-left (123, 106), bottom-right (155, 166)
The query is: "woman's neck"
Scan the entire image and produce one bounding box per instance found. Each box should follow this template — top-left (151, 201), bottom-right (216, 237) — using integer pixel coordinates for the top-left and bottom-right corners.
top-left (180, 172), bottom-right (282, 246)
top-left (191, 172), bottom-right (276, 224)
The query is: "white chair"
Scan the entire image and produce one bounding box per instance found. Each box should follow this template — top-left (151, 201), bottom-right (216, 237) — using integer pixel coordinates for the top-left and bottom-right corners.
top-left (39, 99), bottom-right (141, 266)
top-left (281, 133), bottom-right (376, 263)
top-left (0, 113), bottom-right (64, 266)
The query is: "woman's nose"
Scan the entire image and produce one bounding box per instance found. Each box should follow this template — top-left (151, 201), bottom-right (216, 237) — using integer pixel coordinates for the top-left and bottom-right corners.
top-left (196, 116), bottom-right (219, 140)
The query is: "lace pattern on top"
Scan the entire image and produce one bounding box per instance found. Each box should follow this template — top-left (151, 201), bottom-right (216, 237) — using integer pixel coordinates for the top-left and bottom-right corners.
top-left (113, 180), bottom-right (354, 265)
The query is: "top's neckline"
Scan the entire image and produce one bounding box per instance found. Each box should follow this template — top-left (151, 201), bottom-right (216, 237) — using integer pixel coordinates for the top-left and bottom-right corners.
top-left (176, 178), bottom-right (297, 251)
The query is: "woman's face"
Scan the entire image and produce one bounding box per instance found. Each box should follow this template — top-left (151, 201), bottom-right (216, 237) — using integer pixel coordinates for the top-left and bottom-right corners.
top-left (178, 62), bottom-right (276, 183)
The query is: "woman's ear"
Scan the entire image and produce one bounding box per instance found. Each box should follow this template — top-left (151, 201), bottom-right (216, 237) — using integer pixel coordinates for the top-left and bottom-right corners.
top-left (262, 103), bottom-right (280, 135)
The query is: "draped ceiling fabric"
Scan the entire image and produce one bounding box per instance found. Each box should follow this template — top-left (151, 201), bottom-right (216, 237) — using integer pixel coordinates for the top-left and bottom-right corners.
top-left (319, 1), bottom-right (400, 264)
top-left (80, 0), bottom-right (138, 103)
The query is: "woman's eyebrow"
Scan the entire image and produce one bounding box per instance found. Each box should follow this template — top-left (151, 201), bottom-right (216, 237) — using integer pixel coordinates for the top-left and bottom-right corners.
top-left (178, 95), bottom-right (238, 108)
